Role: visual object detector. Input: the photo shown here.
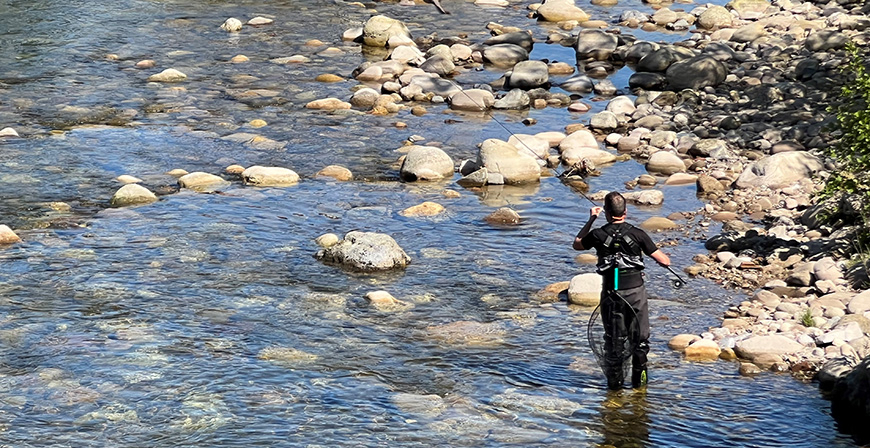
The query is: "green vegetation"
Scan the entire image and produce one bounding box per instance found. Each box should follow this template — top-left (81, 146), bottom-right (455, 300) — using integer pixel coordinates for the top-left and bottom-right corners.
top-left (800, 308), bottom-right (815, 328)
top-left (825, 43), bottom-right (870, 209)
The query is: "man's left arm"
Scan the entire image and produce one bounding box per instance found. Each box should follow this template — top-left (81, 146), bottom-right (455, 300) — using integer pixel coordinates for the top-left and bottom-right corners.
top-left (638, 230), bottom-right (670, 266)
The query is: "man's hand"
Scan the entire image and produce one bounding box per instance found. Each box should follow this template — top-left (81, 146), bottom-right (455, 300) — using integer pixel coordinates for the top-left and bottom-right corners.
top-left (590, 206), bottom-right (603, 219)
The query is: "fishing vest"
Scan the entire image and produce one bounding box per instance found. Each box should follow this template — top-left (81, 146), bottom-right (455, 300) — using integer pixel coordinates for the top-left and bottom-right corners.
top-left (596, 223), bottom-right (645, 290)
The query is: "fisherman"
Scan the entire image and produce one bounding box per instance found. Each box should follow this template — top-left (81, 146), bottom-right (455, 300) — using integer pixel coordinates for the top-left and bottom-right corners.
top-left (573, 191), bottom-right (671, 390)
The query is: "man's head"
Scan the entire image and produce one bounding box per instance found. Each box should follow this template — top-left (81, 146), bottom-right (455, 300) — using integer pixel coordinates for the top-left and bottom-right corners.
top-left (604, 191), bottom-right (626, 222)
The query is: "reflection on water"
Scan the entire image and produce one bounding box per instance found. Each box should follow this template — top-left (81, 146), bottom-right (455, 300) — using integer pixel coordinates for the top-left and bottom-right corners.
top-left (598, 391), bottom-right (650, 448)
top-left (0, 0), bottom-right (861, 446)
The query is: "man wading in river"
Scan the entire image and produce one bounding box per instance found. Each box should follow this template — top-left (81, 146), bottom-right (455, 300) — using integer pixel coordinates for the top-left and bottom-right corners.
top-left (573, 192), bottom-right (671, 390)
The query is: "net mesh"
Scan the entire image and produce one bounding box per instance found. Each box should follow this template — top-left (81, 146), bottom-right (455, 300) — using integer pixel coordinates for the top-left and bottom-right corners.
top-left (587, 290), bottom-right (640, 386)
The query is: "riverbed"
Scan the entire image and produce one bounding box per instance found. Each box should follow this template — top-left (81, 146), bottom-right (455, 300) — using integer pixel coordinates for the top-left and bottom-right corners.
top-left (0, 0), bottom-right (860, 446)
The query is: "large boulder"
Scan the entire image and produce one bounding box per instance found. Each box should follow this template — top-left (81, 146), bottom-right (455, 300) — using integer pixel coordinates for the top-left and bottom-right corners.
top-left (637, 47), bottom-right (692, 73)
top-left (449, 89), bottom-right (495, 111)
top-left (831, 356), bottom-right (870, 436)
top-left (362, 15), bottom-right (411, 47)
top-left (400, 146), bottom-right (455, 181)
top-left (483, 44), bottom-right (529, 68)
top-left (806, 30), bottom-right (850, 52)
top-left (697, 5), bottom-right (733, 29)
top-left (574, 29), bottom-right (619, 61)
top-left (568, 273), bottom-right (601, 306)
top-left (506, 60), bottom-right (549, 90)
top-left (110, 184), bottom-right (158, 207)
top-left (734, 335), bottom-right (803, 360)
top-left (666, 56), bottom-right (727, 90)
top-left (241, 166), bottom-right (300, 187)
top-left (507, 134), bottom-right (550, 166)
top-left (646, 151), bottom-right (685, 175)
top-left (477, 139), bottom-right (541, 184)
top-left (735, 151), bottom-right (824, 189)
top-left (315, 231), bottom-right (410, 271)
top-left (726, 0), bottom-right (771, 18)
top-left (536, 0), bottom-right (590, 22)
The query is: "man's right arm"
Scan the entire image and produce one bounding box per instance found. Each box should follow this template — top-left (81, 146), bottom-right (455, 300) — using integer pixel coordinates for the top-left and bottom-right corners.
top-left (573, 207), bottom-right (602, 250)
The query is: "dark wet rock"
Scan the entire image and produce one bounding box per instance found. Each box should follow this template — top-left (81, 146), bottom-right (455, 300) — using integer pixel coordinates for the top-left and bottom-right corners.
top-left (623, 42), bottom-right (659, 65)
top-left (830, 355), bottom-right (870, 437)
top-left (574, 29), bottom-right (619, 61)
top-left (666, 56), bottom-right (727, 90)
top-left (457, 168), bottom-right (488, 187)
top-left (806, 30), bottom-right (850, 52)
top-left (493, 89), bottom-right (531, 109)
top-left (315, 231), bottom-right (410, 271)
top-left (637, 46), bottom-right (693, 72)
top-left (483, 44), bottom-right (529, 68)
top-left (560, 75), bottom-right (595, 93)
top-left (420, 55), bottom-right (455, 76)
top-left (629, 72), bottom-right (667, 90)
top-left (702, 42), bottom-right (739, 62)
top-left (505, 61), bottom-right (549, 89)
top-left (400, 146), bottom-right (455, 181)
top-left (484, 32), bottom-right (534, 52)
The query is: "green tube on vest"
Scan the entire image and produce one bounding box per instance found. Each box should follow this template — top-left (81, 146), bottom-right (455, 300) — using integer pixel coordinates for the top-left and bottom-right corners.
top-left (614, 267), bottom-right (619, 290)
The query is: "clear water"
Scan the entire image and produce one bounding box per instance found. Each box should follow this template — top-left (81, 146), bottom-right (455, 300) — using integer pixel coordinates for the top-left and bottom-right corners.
top-left (0, 0), bottom-right (859, 446)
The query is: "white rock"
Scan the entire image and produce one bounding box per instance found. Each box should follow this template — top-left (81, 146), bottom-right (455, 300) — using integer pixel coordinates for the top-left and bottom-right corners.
top-left (221, 18), bottom-right (243, 32)
top-left (568, 273), bottom-right (601, 306)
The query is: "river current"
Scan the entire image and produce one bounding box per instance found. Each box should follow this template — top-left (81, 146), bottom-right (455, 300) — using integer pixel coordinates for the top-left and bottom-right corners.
top-left (0, 0), bottom-right (860, 446)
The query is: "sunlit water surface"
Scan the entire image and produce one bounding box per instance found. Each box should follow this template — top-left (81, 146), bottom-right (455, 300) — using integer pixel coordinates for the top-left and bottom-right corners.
top-left (0, 0), bottom-right (859, 446)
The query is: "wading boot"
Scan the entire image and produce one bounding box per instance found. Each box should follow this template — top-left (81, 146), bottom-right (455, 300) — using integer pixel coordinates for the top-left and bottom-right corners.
top-left (631, 368), bottom-right (647, 389)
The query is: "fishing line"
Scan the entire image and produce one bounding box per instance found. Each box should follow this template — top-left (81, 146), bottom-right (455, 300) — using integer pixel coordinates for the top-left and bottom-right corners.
top-left (451, 85), bottom-right (599, 207)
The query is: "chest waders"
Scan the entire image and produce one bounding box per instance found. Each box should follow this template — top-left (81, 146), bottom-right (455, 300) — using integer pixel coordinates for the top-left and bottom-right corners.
top-left (587, 225), bottom-right (647, 390)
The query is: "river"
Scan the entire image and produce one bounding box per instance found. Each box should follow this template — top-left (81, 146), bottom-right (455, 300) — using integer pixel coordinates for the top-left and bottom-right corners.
top-left (0, 0), bottom-right (860, 446)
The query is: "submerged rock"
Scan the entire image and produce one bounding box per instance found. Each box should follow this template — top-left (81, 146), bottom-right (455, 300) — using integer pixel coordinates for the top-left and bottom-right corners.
top-left (147, 68), bottom-right (187, 83)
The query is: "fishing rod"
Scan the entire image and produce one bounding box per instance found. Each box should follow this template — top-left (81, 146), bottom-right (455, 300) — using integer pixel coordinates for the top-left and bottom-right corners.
top-left (661, 263), bottom-right (687, 289)
top-left (452, 85), bottom-right (599, 207)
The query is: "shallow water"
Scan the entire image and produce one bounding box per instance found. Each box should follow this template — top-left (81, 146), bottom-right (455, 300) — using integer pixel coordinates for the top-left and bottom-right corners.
top-left (0, 0), bottom-right (860, 446)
